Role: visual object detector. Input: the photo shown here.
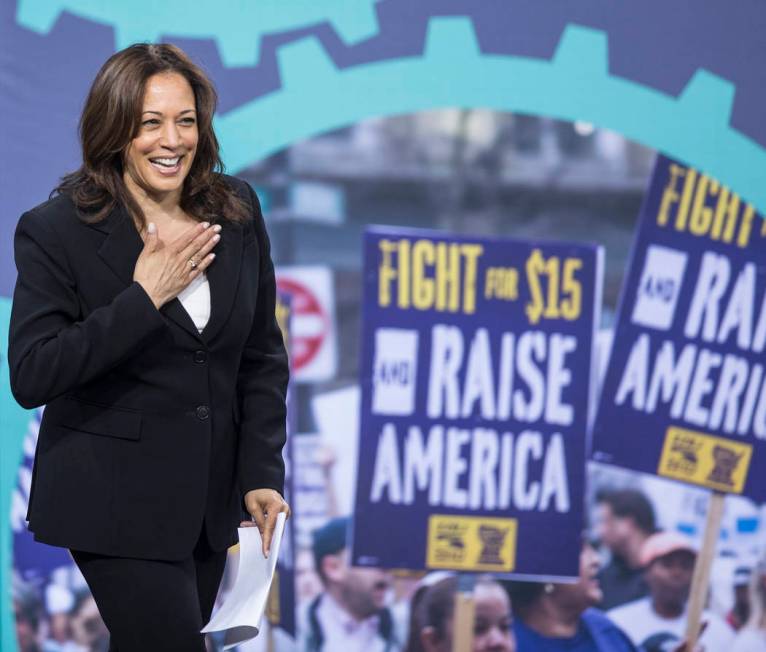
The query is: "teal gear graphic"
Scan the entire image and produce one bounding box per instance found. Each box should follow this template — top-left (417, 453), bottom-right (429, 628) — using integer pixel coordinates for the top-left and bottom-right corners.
top-left (214, 17), bottom-right (766, 216)
top-left (13, 4), bottom-right (766, 213)
top-left (16, 0), bottom-right (380, 66)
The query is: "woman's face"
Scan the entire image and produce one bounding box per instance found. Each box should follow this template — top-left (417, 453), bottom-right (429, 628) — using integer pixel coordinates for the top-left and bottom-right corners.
top-left (472, 583), bottom-right (515, 652)
top-left (421, 583), bottom-right (515, 652)
top-left (123, 71), bottom-right (198, 203)
top-left (552, 543), bottom-right (603, 611)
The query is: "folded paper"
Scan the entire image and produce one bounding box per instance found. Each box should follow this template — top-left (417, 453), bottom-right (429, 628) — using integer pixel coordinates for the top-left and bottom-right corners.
top-left (202, 513), bottom-right (286, 649)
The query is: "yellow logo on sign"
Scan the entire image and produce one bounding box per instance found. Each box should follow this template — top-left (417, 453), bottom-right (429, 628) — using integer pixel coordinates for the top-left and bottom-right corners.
top-left (426, 515), bottom-right (517, 572)
top-left (658, 426), bottom-right (752, 493)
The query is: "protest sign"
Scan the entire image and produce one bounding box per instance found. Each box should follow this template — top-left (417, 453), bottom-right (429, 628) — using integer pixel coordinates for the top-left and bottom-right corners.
top-left (351, 227), bottom-right (603, 578)
top-left (592, 155), bottom-right (766, 501)
top-left (591, 155), bottom-right (766, 647)
top-left (272, 292), bottom-right (296, 638)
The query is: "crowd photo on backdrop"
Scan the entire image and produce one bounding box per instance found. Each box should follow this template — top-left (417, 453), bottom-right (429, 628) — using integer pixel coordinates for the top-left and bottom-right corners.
top-left (6, 5), bottom-right (766, 652)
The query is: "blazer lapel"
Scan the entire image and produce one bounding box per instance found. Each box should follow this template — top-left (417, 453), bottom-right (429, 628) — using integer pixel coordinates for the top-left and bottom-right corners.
top-left (201, 220), bottom-right (243, 344)
top-left (94, 203), bottom-right (203, 341)
top-left (94, 203), bottom-right (143, 286)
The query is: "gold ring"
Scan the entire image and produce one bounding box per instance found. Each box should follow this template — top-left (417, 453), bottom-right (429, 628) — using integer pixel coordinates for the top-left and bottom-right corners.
top-left (189, 258), bottom-right (198, 269)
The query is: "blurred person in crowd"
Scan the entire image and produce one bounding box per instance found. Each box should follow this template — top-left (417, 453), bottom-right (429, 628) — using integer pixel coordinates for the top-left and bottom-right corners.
top-left (510, 542), bottom-right (638, 651)
top-left (42, 582), bottom-right (86, 652)
top-left (409, 575), bottom-right (514, 652)
top-left (594, 487), bottom-right (656, 609)
top-left (304, 517), bottom-right (401, 652)
top-left (732, 555), bottom-right (766, 652)
top-left (296, 546), bottom-right (324, 604)
top-left (69, 594), bottom-right (109, 652)
top-left (728, 566), bottom-right (753, 631)
top-left (15, 595), bottom-right (42, 652)
top-left (390, 569), bottom-right (428, 652)
top-left (608, 532), bottom-right (734, 650)
top-left (402, 572), bottom-right (455, 652)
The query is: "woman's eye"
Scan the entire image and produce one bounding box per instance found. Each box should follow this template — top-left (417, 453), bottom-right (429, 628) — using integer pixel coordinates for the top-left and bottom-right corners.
top-left (142, 119), bottom-right (160, 126)
top-left (180, 117), bottom-right (196, 125)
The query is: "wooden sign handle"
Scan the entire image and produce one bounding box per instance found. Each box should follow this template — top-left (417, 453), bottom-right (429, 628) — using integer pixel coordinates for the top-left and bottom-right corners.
top-left (265, 572), bottom-right (280, 652)
top-left (684, 491), bottom-right (725, 647)
top-left (452, 574), bottom-right (476, 652)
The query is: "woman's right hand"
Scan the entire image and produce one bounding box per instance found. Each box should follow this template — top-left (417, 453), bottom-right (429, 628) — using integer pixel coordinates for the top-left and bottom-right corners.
top-left (133, 221), bottom-right (221, 309)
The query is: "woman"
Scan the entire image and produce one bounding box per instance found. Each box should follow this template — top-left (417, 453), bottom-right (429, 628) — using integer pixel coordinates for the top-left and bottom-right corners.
top-left (510, 543), bottom-right (639, 651)
top-left (411, 575), bottom-right (515, 652)
top-left (732, 557), bottom-right (766, 652)
top-left (9, 43), bottom-right (290, 650)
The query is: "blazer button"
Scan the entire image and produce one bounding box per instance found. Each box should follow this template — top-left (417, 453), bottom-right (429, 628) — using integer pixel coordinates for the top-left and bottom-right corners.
top-left (196, 405), bottom-right (210, 420)
top-left (194, 350), bottom-right (207, 364)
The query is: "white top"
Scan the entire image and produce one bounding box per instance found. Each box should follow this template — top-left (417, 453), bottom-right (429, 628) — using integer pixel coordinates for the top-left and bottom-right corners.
top-left (608, 597), bottom-right (735, 650)
top-left (732, 629), bottom-right (766, 652)
top-left (177, 272), bottom-right (210, 333)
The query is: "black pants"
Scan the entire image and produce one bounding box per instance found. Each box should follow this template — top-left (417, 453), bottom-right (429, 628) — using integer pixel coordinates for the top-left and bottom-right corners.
top-left (70, 524), bottom-right (228, 652)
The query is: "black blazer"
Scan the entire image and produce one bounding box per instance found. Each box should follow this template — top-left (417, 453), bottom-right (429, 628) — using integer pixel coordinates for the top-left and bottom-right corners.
top-left (8, 175), bottom-right (288, 560)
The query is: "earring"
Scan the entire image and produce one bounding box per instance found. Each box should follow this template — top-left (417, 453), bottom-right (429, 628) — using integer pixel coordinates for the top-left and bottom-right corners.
top-left (544, 583), bottom-right (555, 594)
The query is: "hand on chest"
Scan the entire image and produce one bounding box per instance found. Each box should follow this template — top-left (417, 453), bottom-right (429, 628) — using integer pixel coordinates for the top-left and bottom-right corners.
top-left (72, 212), bottom-right (259, 347)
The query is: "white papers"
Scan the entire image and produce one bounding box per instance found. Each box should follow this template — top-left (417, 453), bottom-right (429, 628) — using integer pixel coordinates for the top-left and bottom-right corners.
top-left (201, 513), bottom-right (286, 650)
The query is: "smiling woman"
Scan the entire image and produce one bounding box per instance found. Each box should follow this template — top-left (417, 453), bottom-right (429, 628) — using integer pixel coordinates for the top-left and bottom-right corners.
top-left (125, 73), bottom-right (198, 197)
top-left (55, 43), bottom-right (248, 229)
top-left (9, 43), bottom-right (290, 651)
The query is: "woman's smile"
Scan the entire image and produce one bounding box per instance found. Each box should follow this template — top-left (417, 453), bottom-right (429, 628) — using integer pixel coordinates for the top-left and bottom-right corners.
top-left (148, 154), bottom-right (184, 175)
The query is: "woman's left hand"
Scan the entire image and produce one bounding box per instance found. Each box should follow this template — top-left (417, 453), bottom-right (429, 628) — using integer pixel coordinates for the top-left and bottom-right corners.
top-left (241, 488), bottom-right (291, 558)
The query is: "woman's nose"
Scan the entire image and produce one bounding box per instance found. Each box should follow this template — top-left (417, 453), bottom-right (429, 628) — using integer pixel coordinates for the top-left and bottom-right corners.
top-left (159, 121), bottom-right (181, 148)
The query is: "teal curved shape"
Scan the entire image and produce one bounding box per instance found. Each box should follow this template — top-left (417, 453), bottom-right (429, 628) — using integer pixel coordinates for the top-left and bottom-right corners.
top-left (15, 1), bottom-right (766, 211)
top-left (216, 18), bottom-right (766, 215)
top-left (16, 0), bottom-right (380, 67)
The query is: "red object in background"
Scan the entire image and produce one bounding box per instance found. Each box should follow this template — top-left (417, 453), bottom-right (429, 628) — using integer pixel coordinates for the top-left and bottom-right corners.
top-left (276, 277), bottom-right (329, 373)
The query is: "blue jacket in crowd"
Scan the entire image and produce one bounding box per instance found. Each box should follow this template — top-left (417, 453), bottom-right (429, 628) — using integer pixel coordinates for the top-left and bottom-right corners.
top-left (514, 608), bottom-right (639, 652)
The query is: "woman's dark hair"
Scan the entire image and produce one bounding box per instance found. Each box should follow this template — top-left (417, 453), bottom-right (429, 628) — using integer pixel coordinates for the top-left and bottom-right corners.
top-left (403, 582), bottom-right (429, 652)
top-left (506, 581), bottom-right (546, 612)
top-left (55, 43), bottom-right (249, 225)
top-left (406, 576), bottom-right (458, 651)
top-left (406, 575), bottom-right (510, 651)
